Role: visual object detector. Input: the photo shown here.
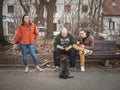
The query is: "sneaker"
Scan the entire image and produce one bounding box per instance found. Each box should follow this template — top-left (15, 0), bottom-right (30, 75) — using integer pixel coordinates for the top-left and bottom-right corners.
top-left (55, 66), bottom-right (60, 71)
top-left (24, 67), bottom-right (29, 73)
top-left (81, 67), bottom-right (85, 72)
top-left (35, 66), bottom-right (43, 72)
top-left (84, 49), bottom-right (90, 56)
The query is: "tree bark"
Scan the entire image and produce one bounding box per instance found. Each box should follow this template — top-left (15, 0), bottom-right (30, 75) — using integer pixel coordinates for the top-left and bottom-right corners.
top-left (45, 0), bottom-right (56, 38)
top-left (76, 0), bottom-right (81, 34)
top-left (34, 0), bottom-right (45, 25)
top-left (19, 0), bottom-right (28, 14)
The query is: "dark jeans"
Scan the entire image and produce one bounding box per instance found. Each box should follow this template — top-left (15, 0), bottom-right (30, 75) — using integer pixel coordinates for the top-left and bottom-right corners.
top-left (53, 48), bottom-right (76, 67)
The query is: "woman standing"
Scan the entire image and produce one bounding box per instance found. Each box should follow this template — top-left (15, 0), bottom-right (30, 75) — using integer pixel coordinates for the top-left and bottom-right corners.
top-left (13, 14), bottom-right (43, 73)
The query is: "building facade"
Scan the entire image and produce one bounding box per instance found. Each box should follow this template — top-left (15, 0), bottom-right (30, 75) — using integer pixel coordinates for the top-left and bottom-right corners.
top-left (2, 0), bottom-right (120, 40)
top-left (102, 0), bottom-right (120, 40)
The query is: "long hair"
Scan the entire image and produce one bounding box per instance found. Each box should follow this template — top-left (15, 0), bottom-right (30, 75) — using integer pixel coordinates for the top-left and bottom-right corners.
top-left (21, 14), bottom-right (32, 26)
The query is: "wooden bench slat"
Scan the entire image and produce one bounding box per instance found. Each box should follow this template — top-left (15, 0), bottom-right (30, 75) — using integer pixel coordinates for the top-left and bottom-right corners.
top-left (94, 40), bottom-right (116, 51)
top-left (76, 40), bottom-right (120, 60)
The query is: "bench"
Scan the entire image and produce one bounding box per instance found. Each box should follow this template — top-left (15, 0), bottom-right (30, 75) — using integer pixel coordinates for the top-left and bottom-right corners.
top-left (76, 40), bottom-right (120, 66)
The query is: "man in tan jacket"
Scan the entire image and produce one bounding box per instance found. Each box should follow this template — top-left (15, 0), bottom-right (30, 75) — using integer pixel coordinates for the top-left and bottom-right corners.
top-left (73, 28), bottom-right (94, 71)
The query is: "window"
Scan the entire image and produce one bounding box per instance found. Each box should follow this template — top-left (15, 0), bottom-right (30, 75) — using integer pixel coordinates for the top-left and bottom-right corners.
top-left (109, 20), bottom-right (115, 30)
top-left (64, 5), bottom-right (71, 13)
top-left (82, 5), bottom-right (88, 13)
top-left (8, 6), bottom-right (14, 13)
top-left (112, 2), bottom-right (117, 7)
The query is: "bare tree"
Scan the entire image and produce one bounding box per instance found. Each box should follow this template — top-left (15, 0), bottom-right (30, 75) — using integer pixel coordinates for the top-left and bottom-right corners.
top-left (45, 0), bottom-right (56, 38)
top-left (89, 0), bottom-right (103, 33)
top-left (34, 0), bottom-right (45, 25)
top-left (74, 0), bottom-right (81, 37)
top-left (19, 0), bottom-right (30, 14)
top-left (77, 0), bottom-right (81, 30)
top-left (19, 0), bottom-right (56, 38)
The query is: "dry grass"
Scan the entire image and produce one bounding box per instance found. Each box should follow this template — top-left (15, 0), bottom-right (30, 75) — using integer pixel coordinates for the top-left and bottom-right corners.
top-left (0, 38), bottom-right (54, 55)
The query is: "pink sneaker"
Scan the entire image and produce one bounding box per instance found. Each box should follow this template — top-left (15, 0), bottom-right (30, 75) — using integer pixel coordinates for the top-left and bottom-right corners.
top-left (35, 66), bottom-right (43, 72)
top-left (24, 67), bottom-right (29, 73)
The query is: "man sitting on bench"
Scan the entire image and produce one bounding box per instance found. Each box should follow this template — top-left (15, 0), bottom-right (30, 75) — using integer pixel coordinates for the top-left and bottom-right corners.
top-left (53, 27), bottom-right (76, 71)
top-left (73, 28), bottom-right (94, 72)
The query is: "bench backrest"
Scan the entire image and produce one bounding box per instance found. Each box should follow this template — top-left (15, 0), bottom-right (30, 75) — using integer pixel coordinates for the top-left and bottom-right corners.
top-left (94, 40), bottom-right (116, 51)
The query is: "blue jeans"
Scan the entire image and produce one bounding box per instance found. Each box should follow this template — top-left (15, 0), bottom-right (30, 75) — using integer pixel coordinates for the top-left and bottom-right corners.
top-left (20, 44), bottom-right (38, 67)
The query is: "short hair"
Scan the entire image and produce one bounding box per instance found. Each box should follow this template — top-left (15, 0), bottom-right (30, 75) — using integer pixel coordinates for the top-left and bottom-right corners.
top-left (79, 28), bottom-right (91, 36)
top-left (79, 28), bottom-right (84, 31)
top-left (61, 27), bottom-right (68, 33)
top-left (79, 28), bottom-right (87, 33)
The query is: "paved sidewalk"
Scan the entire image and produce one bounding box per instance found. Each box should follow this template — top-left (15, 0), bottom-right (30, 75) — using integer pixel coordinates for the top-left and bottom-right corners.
top-left (0, 68), bottom-right (120, 90)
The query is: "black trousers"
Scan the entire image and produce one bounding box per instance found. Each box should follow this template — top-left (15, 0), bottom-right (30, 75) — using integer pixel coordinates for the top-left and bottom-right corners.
top-left (53, 48), bottom-right (76, 67)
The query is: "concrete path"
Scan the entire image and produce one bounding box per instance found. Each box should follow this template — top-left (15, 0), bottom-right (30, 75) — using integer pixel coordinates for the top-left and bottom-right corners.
top-left (0, 68), bottom-right (120, 90)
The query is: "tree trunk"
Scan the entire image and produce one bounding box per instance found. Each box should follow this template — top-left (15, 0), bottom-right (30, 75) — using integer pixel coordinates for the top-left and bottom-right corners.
top-left (34, 0), bottom-right (45, 25)
top-left (19, 0), bottom-right (28, 14)
top-left (75, 0), bottom-right (81, 35)
top-left (0, 0), bottom-right (10, 45)
top-left (46, 0), bottom-right (56, 38)
top-left (96, 0), bottom-right (102, 35)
